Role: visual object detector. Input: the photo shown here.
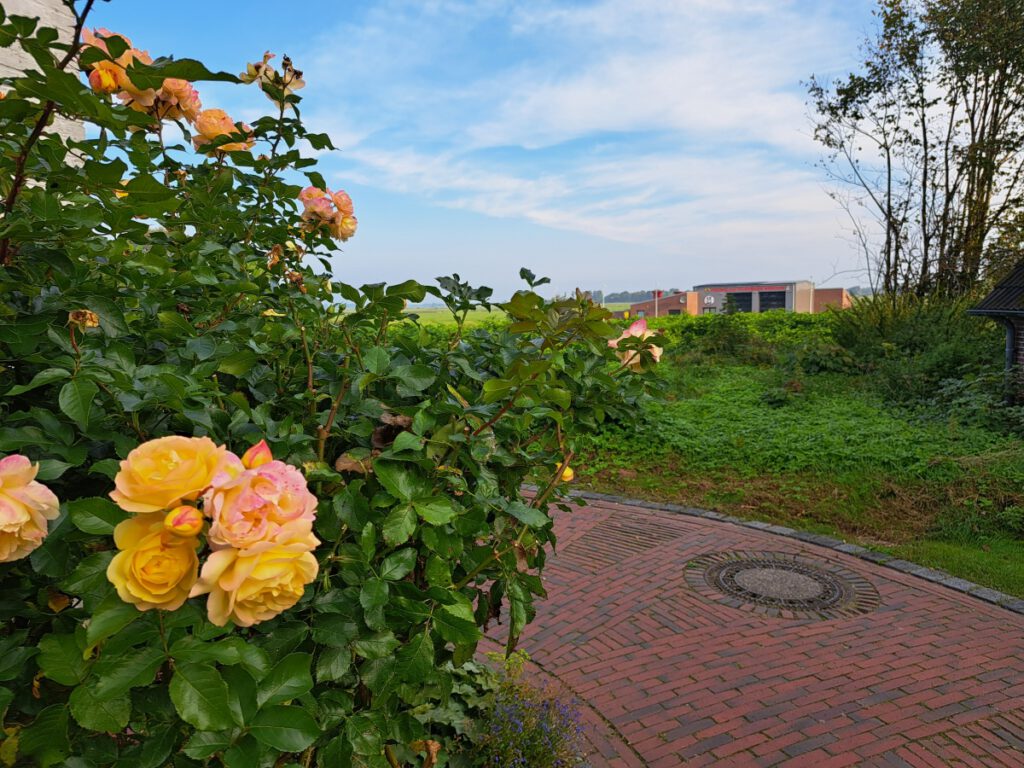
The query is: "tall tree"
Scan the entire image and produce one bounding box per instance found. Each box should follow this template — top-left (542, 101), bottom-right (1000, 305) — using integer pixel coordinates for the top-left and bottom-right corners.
top-left (808, 0), bottom-right (1024, 296)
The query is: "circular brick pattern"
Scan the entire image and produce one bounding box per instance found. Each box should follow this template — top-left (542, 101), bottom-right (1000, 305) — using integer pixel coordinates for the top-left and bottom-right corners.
top-left (685, 551), bottom-right (880, 620)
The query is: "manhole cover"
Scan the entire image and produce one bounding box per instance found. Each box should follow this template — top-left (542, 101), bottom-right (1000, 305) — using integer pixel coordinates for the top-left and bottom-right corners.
top-left (685, 551), bottom-right (880, 620)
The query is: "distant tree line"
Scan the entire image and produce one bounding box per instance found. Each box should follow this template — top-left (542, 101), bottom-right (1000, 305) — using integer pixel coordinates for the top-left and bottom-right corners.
top-left (808, 0), bottom-right (1024, 296)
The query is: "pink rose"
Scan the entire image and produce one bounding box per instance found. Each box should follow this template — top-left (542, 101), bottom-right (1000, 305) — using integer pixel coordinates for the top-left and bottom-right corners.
top-left (204, 460), bottom-right (317, 551)
top-left (0, 455), bottom-right (60, 563)
top-left (608, 319), bottom-right (663, 370)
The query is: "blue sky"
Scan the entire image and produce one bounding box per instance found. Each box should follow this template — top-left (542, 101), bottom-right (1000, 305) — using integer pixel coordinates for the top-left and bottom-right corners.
top-left (93, 0), bottom-right (877, 298)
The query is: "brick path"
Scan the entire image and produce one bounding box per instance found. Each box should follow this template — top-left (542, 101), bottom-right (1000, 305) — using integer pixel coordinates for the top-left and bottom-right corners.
top-left (497, 497), bottom-right (1024, 767)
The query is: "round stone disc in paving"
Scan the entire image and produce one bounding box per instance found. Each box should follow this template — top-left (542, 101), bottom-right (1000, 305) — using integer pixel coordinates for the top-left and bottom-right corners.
top-left (685, 551), bottom-right (880, 620)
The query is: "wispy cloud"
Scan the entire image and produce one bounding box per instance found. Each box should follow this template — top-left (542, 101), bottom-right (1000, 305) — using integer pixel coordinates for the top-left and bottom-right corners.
top-left (298, 0), bottom-right (873, 287)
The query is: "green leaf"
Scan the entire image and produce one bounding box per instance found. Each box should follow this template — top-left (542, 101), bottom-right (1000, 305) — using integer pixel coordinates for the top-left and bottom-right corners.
top-left (482, 377), bottom-right (515, 403)
top-left (249, 705), bottom-right (320, 752)
top-left (379, 548), bottom-right (416, 581)
top-left (391, 364), bottom-right (435, 393)
top-left (85, 594), bottom-right (140, 652)
top-left (0, 642), bottom-right (36, 682)
top-left (382, 505), bottom-right (416, 546)
top-left (169, 662), bottom-right (235, 732)
top-left (396, 630), bottom-right (435, 682)
top-left (183, 729), bottom-right (237, 760)
top-left (256, 653), bottom-right (313, 708)
top-left (91, 644), bottom-right (165, 699)
top-left (18, 704), bottom-right (69, 766)
top-left (389, 430), bottom-right (423, 453)
top-left (37, 634), bottom-right (88, 686)
top-left (315, 646), bottom-right (350, 683)
top-left (68, 497), bottom-right (127, 535)
top-left (435, 598), bottom-right (481, 644)
top-left (414, 497), bottom-right (457, 525)
top-left (69, 685), bottom-right (130, 733)
top-left (352, 631), bottom-right (400, 661)
top-left (222, 666), bottom-right (257, 726)
top-left (360, 578), bottom-right (389, 613)
top-left (58, 378), bottom-right (98, 429)
top-left (218, 349), bottom-right (258, 377)
top-left (374, 460), bottom-right (428, 501)
top-left (83, 157), bottom-right (127, 186)
top-left (5, 368), bottom-right (69, 396)
top-left (224, 735), bottom-right (261, 768)
top-left (363, 346), bottom-right (390, 375)
top-left (504, 500), bottom-right (552, 529)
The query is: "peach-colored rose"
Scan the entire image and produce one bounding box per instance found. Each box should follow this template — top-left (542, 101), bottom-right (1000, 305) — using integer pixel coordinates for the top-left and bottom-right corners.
top-left (107, 514), bottom-right (199, 611)
top-left (329, 214), bottom-right (358, 241)
top-left (608, 319), bottom-right (663, 370)
top-left (0, 455), bottom-right (59, 563)
top-left (331, 190), bottom-right (354, 218)
top-left (110, 436), bottom-right (228, 514)
top-left (148, 78), bottom-right (202, 122)
top-left (192, 109), bottom-right (254, 153)
top-left (299, 186), bottom-right (357, 241)
top-left (81, 29), bottom-right (154, 104)
top-left (205, 460), bottom-right (317, 550)
top-left (190, 531), bottom-right (320, 627)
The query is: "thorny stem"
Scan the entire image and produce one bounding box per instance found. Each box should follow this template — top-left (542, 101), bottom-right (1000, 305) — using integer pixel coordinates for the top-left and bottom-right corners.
top-left (0, 0), bottom-right (96, 265)
top-left (383, 745), bottom-right (401, 768)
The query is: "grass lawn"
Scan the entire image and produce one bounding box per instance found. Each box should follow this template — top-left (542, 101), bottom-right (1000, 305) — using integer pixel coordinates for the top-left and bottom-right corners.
top-left (579, 361), bottom-right (1024, 596)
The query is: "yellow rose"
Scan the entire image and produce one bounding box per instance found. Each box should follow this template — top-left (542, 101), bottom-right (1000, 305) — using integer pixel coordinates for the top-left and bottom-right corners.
top-left (191, 531), bottom-right (320, 627)
top-left (106, 514), bottom-right (199, 611)
top-left (110, 435), bottom-right (228, 514)
top-left (560, 465), bottom-right (575, 483)
top-left (0, 455), bottom-right (60, 563)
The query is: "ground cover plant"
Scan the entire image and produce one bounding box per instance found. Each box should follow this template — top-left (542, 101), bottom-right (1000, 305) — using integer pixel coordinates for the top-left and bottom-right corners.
top-left (0, 5), bottom-right (661, 766)
top-left (579, 306), bottom-right (1024, 596)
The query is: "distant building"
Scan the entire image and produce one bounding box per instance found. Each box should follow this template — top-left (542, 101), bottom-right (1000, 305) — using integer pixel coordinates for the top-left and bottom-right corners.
top-left (618, 291), bottom-right (698, 319)
top-left (612, 281), bottom-right (853, 318)
top-left (813, 287), bottom-right (853, 313)
top-left (692, 281), bottom-right (814, 314)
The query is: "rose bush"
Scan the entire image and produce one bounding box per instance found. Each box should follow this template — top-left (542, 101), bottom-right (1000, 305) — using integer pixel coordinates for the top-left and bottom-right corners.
top-left (0, 4), bottom-right (661, 766)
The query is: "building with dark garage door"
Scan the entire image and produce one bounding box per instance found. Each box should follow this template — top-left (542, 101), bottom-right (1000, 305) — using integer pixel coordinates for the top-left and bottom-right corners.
top-left (692, 281), bottom-right (814, 314)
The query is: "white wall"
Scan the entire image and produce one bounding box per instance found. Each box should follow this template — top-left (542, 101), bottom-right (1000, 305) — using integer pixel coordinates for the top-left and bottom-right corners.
top-left (1, 0), bottom-right (84, 141)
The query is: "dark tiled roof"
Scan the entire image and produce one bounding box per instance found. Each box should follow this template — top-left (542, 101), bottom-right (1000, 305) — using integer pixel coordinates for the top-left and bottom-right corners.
top-left (969, 262), bottom-right (1024, 316)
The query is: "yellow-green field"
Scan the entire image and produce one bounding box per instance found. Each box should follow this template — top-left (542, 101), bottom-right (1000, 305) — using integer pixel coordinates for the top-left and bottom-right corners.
top-left (408, 302), bottom-right (629, 326)
top-left (407, 306), bottom-right (502, 326)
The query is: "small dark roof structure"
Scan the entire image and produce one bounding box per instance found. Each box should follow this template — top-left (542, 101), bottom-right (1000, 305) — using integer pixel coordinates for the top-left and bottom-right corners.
top-left (968, 262), bottom-right (1024, 371)
top-left (968, 262), bottom-right (1024, 317)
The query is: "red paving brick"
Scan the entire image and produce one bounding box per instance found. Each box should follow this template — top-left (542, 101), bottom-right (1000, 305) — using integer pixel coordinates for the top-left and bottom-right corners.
top-left (490, 498), bottom-right (1024, 766)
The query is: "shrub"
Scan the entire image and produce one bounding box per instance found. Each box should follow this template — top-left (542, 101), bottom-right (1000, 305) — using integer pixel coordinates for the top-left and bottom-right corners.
top-left (831, 294), bottom-right (1003, 401)
top-left (0, 8), bottom-right (660, 766)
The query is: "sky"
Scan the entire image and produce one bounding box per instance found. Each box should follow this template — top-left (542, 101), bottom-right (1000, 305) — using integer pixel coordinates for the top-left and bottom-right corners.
top-left (93, 0), bottom-right (878, 299)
